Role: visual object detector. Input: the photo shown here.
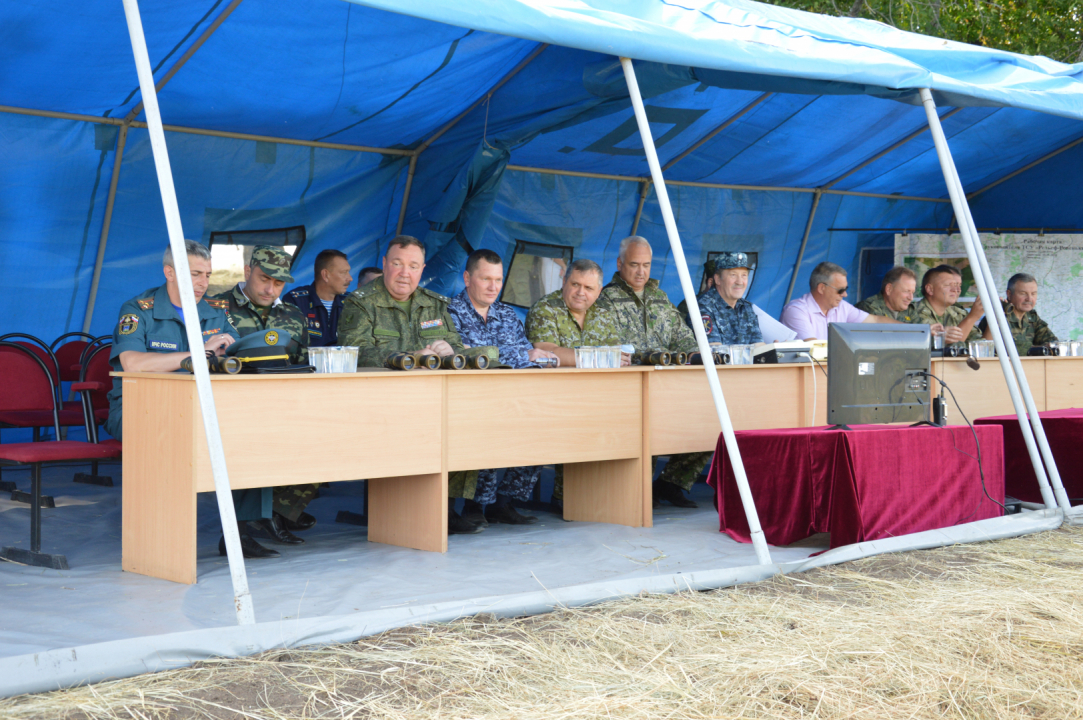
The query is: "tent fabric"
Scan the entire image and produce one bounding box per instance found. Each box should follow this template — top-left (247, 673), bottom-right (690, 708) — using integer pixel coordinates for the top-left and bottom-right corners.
top-left (0, 0), bottom-right (1081, 342)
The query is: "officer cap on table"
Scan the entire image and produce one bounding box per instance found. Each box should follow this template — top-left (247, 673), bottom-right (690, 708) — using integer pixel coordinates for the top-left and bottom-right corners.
top-left (251, 245), bottom-right (294, 283)
top-left (226, 328), bottom-right (293, 369)
top-left (713, 252), bottom-right (752, 272)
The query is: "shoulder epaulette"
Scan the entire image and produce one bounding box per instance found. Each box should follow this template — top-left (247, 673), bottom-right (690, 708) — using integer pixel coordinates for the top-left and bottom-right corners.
top-left (206, 298), bottom-right (230, 310)
top-left (419, 287), bottom-right (450, 304)
top-left (287, 288), bottom-right (309, 298)
top-left (136, 297), bottom-right (154, 310)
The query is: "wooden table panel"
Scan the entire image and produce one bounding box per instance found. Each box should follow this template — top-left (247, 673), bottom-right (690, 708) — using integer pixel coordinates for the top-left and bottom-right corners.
top-left (1045, 358), bottom-right (1083, 410)
top-left (932, 357), bottom-right (1047, 420)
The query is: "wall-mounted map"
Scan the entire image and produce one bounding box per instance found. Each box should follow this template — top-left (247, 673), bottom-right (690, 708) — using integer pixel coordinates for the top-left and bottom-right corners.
top-left (896, 234), bottom-right (1083, 340)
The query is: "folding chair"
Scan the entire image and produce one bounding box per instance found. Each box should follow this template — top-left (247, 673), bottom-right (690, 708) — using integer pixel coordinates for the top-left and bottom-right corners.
top-left (51, 331), bottom-right (96, 387)
top-left (0, 342), bottom-right (60, 494)
top-left (71, 343), bottom-right (118, 486)
top-left (0, 334), bottom-right (91, 437)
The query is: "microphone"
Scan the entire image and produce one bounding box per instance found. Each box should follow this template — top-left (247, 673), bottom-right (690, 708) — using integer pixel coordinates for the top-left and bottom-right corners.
top-left (966, 356), bottom-right (981, 371)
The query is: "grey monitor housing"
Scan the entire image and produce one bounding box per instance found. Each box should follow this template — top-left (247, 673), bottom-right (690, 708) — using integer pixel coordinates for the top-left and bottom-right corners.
top-left (827, 323), bottom-right (931, 426)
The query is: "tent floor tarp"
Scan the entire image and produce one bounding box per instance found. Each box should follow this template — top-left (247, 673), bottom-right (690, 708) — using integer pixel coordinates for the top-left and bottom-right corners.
top-left (0, 463), bottom-right (822, 661)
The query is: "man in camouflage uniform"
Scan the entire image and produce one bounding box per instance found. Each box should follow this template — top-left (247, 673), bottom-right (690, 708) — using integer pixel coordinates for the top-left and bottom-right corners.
top-left (696, 252), bottom-right (763, 345)
top-left (591, 236), bottom-right (710, 509)
top-left (210, 245), bottom-right (317, 546)
top-left (337, 235), bottom-right (481, 534)
top-left (978, 272), bottom-right (1057, 354)
top-left (525, 258), bottom-right (607, 508)
top-left (910, 264), bottom-right (984, 348)
top-left (855, 266), bottom-right (917, 322)
top-left (448, 249), bottom-right (561, 527)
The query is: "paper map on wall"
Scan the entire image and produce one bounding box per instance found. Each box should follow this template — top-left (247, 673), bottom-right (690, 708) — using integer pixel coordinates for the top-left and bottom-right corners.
top-left (896, 234), bottom-right (1083, 341)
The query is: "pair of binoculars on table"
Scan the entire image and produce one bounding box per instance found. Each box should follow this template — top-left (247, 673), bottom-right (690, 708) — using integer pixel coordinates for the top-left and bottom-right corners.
top-left (631, 350), bottom-right (684, 366)
top-left (181, 352), bottom-right (242, 374)
top-left (384, 352), bottom-right (490, 371)
top-left (689, 351), bottom-right (731, 366)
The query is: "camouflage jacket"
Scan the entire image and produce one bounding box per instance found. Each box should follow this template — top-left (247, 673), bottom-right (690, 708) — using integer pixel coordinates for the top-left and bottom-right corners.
top-left (524, 290), bottom-right (606, 348)
top-left (448, 289), bottom-right (536, 369)
top-left (978, 300), bottom-right (1057, 354)
top-left (910, 297), bottom-right (981, 345)
top-left (209, 283), bottom-right (309, 363)
top-left (855, 293), bottom-right (916, 323)
top-left (696, 290), bottom-right (762, 345)
top-left (338, 279), bottom-right (465, 368)
top-left (591, 273), bottom-right (697, 353)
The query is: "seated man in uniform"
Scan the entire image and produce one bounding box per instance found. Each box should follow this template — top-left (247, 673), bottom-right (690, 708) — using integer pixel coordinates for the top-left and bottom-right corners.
top-left (855, 266), bottom-right (917, 322)
top-left (355, 266), bottom-right (383, 291)
top-left (338, 236), bottom-right (481, 534)
top-left (979, 272), bottom-right (1056, 353)
top-left (911, 265), bottom-right (984, 347)
top-left (591, 235), bottom-right (710, 509)
top-left (209, 245), bottom-right (317, 546)
top-left (448, 249), bottom-right (560, 527)
top-left (696, 252), bottom-right (763, 345)
top-left (781, 261), bottom-right (900, 341)
top-left (283, 249), bottom-right (353, 347)
top-left (106, 240), bottom-right (278, 560)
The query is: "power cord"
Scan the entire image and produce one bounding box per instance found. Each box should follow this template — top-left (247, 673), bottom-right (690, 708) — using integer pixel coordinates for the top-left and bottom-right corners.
top-left (799, 352), bottom-right (817, 426)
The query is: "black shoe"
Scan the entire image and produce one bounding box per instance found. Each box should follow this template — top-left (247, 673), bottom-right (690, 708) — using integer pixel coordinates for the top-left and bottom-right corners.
top-left (219, 531), bottom-right (280, 559)
top-left (249, 516), bottom-right (305, 545)
top-left (280, 511), bottom-right (316, 532)
top-left (488, 503), bottom-right (539, 525)
top-left (449, 511), bottom-right (484, 535)
top-left (653, 480), bottom-right (698, 508)
top-left (461, 500), bottom-right (488, 527)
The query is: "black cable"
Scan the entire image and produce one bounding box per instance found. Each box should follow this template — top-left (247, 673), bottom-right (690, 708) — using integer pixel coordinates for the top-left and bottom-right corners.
top-left (810, 354), bottom-right (828, 378)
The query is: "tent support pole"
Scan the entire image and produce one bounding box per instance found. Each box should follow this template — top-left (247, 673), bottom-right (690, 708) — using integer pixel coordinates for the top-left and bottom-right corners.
top-left (822, 108), bottom-right (962, 189)
top-left (784, 189), bottom-right (822, 305)
top-left (122, 0), bottom-right (256, 623)
top-left (81, 123), bottom-right (129, 334)
top-left (621, 57), bottom-right (773, 566)
top-left (967, 134), bottom-right (1083, 200)
top-left (395, 154), bottom-right (418, 235)
top-left (124, 0), bottom-right (245, 122)
top-left (661, 92), bottom-right (772, 172)
top-left (629, 181), bottom-right (650, 236)
top-left (920, 88), bottom-right (1066, 511)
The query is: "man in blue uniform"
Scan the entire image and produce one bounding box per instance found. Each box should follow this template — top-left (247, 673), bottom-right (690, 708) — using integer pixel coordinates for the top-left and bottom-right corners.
top-left (447, 249), bottom-right (560, 527)
top-left (282, 249), bottom-right (353, 347)
top-left (106, 240), bottom-right (278, 560)
top-left (696, 252), bottom-right (763, 345)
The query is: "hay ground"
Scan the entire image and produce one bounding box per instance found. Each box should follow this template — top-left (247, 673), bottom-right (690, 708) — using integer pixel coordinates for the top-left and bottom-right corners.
top-left (4, 526), bottom-right (1083, 719)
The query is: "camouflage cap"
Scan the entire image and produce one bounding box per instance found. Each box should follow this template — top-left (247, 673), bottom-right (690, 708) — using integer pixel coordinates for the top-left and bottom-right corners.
top-left (250, 245), bottom-right (294, 283)
top-left (713, 252), bottom-right (752, 272)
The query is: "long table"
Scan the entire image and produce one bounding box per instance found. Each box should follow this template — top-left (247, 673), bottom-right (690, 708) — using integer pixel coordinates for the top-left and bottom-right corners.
top-left (118, 356), bottom-right (1082, 584)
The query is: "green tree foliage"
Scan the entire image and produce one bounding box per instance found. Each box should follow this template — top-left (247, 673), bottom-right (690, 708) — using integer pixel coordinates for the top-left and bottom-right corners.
top-left (768, 0), bottom-right (1083, 63)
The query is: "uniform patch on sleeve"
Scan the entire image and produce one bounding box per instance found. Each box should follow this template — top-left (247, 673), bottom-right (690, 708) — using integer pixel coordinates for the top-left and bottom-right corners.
top-left (119, 314), bottom-right (140, 335)
top-left (420, 319), bottom-right (443, 330)
top-left (136, 298), bottom-right (154, 310)
top-left (700, 314), bottom-right (713, 335)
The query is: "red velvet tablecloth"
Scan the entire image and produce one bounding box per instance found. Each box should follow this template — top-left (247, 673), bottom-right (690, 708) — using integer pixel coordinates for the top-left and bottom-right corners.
top-left (974, 408), bottom-right (1083, 503)
top-left (707, 424), bottom-right (1005, 549)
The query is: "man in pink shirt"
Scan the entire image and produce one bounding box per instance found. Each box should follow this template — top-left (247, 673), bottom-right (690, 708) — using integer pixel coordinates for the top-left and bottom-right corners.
top-left (782, 262), bottom-right (900, 340)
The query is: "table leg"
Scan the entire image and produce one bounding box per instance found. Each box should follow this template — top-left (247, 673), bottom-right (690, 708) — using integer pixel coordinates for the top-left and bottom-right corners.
top-left (563, 458), bottom-right (645, 527)
top-left (368, 472), bottom-right (448, 552)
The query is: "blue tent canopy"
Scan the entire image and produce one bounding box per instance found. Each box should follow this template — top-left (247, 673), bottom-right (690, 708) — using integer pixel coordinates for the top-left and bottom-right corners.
top-left (1, 0), bottom-right (1081, 338)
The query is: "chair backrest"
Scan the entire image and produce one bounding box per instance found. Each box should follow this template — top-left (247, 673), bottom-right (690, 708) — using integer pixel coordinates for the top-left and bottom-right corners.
top-left (0, 342), bottom-right (58, 413)
top-left (0, 334), bottom-right (59, 387)
top-left (79, 335), bottom-right (112, 366)
top-left (50, 332), bottom-right (95, 351)
top-left (79, 343), bottom-right (114, 413)
top-left (54, 340), bottom-right (91, 383)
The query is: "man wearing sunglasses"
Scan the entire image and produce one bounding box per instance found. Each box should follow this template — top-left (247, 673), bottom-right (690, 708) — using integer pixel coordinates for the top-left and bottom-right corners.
top-left (781, 261), bottom-right (899, 341)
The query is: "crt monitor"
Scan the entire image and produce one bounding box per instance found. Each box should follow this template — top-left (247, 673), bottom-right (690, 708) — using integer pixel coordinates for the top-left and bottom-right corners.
top-left (827, 323), bottom-right (931, 427)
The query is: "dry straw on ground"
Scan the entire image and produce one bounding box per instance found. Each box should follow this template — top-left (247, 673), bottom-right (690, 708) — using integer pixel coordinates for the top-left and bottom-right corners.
top-left (4, 526), bottom-right (1083, 719)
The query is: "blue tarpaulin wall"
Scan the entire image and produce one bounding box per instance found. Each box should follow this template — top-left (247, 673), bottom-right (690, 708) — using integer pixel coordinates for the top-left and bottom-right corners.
top-left (1, 0), bottom-right (1082, 339)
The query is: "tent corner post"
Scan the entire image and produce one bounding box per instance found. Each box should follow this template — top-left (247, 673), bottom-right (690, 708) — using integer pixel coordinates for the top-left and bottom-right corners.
top-left (784, 188), bottom-right (823, 305)
top-left (919, 88), bottom-right (1068, 512)
top-left (82, 122), bottom-right (129, 334)
top-left (395, 154), bottom-right (419, 236)
top-left (630, 180), bottom-right (651, 236)
top-left (620, 56), bottom-right (773, 566)
top-left (121, 0), bottom-right (256, 624)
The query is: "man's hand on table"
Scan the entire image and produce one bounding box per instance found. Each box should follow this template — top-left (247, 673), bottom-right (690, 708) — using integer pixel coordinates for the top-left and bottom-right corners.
top-left (203, 334), bottom-right (235, 356)
top-left (528, 348), bottom-right (560, 367)
top-left (419, 339), bottom-right (456, 357)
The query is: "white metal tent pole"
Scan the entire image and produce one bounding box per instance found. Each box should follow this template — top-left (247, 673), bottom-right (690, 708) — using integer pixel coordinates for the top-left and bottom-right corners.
top-left (621, 57), bottom-right (772, 566)
top-left (122, 0), bottom-right (256, 623)
top-left (919, 89), bottom-right (1061, 510)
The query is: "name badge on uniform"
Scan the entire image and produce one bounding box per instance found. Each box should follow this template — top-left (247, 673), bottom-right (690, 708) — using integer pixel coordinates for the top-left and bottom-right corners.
top-left (420, 319), bottom-right (443, 330)
top-left (149, 340), bottom-right (178, 350)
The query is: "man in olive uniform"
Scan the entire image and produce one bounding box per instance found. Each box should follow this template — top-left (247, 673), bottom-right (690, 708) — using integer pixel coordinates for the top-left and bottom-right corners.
top-left (209, 245), bottom-right (317, 545)
top-left (337, 235), bottom-right (481, 534)
top-left (855, 266), bottom-right (918, 322)
top-left (591, 236), bottom-right (710, 509)
top-left (911, 265), bottom-right (984, 348)
top-left (979, 272), bottom-right (1057, 353)
top-left (107, 240), bottom-right (278, 560)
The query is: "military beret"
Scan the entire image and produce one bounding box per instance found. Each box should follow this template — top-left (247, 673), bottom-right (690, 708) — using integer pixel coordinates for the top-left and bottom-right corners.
top-left (713, 252), bottom-right (752, 272)
top-left (250, 245), bottom-right (294, 283)
top-left (226, 328), bottom-right (292, 369)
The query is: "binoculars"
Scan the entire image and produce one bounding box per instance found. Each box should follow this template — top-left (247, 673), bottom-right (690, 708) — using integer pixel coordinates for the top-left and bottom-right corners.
top-left (944, 345), bottom-right (970, 358)
top-left (632, 350), bottom-right (671, 366)
top-left (689, 351), bottom-right (730, 366)
top-left (181, 352), bottom-right (242, 374)
top-left (385, 352), bottom-right (489, 370)
top-left (672, 352), bottom-right (688, 366)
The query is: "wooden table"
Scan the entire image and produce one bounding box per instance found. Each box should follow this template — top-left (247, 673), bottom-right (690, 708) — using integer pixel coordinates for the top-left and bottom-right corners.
top-left (929, 356), bottom-right (1083, 420)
